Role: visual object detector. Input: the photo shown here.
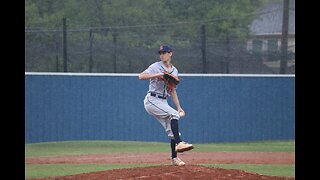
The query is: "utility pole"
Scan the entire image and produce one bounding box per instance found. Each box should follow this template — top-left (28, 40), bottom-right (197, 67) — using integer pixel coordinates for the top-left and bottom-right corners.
top-left (62, 17), bottom-right (68, 72)
top-left (280, 0), bottom-right (289, 74)
top-left (201, 24), bottom-right (207, 73)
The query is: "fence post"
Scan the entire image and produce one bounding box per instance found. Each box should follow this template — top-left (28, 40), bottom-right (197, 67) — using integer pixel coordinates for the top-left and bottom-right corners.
top-left (89, 29), bottom-right (93, 73)
top-left (201, 24), bottom-right (207, 73)
top-left (280, 0), bottom-right (289, 74)
top-left (112, 32), bottom-right (117, 73)
top-left (55, 32), bottom-right (60, 72)
top-left (56, 41), bottom-right (59, 72)
top-left (62, 17), bottom-right (68, 72)
top-left (225, 32), bottom-right (230, 73)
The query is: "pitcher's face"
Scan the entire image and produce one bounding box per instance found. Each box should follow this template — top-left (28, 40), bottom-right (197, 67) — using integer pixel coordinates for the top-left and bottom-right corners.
top-left (159, 51), bottom-right (172, 64)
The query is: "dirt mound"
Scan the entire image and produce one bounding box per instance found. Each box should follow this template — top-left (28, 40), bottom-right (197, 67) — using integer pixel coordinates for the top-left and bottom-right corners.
top-left (33, 165), bottom-right (294, 180)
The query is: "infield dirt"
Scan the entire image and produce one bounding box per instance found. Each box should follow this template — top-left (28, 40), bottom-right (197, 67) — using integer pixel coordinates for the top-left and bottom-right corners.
top-left (26, 152), bottom-right (294, 164)
top-left (26, 152), bottom-right (294, 180)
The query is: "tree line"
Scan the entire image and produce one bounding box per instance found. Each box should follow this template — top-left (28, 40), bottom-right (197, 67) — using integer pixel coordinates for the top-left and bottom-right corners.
top-left (25, 0), bottom-right (282, 73)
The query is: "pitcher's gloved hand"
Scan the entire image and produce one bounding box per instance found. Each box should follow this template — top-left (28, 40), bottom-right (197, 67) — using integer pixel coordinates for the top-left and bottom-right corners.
top-left (163, 71), bottom-right (180, 89)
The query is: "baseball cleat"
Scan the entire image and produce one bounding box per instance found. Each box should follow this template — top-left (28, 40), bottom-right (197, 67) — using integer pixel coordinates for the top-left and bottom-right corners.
top-left (171, 157), bottom-right (186, 166)
top-left (175, 141), bottom-right (194, 153)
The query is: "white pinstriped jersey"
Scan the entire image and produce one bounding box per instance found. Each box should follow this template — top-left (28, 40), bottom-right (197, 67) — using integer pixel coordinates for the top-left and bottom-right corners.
top-left (143, 61), bottom-right (178, 97)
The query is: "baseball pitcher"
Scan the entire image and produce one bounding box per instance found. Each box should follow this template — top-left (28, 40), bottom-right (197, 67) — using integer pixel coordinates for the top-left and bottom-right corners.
top-left (139, 44), bottom-right (194, 166)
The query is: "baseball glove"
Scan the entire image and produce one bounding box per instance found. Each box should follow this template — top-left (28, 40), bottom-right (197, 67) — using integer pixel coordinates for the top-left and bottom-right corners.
top-left (163, 71), bottom-right (180, 89)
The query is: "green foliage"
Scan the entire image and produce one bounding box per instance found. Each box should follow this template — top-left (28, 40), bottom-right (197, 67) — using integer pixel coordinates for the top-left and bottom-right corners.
top-left (25, 0), bottom-right (267, 44)
top-left (25, 0), bottom-right (283, 72)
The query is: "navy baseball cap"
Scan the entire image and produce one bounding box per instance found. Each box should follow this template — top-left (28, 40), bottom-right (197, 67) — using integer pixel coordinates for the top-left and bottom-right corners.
top-left (158, 45), bottom-right (172, 54)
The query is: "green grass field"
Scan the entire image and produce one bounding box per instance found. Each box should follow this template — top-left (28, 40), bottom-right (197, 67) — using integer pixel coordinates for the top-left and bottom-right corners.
top-left (26, 164), bottom-right (160, 179)
top-left (25, 140), bottom-right (294, 157)
top-left (25, 140), bottom-right (295, 179)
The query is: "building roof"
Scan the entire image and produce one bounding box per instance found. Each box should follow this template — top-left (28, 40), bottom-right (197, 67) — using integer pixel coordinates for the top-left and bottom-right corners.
top-left (250, 0), bottom-right (295, 35)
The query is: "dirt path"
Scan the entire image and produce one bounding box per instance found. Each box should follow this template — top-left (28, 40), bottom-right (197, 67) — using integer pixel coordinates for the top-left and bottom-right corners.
top-left (26, 152), bottom-right (294, 164)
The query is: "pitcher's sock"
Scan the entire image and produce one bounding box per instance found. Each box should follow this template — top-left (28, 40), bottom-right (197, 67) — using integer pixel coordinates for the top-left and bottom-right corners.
top-left (170, 119), bottom-right (182, 144)
top-left (171, 139), bottom-right (177, 158)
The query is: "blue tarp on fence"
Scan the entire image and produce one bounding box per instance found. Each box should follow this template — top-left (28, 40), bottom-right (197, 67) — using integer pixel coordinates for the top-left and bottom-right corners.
top-left (25, 74), bottom-right (294, 143)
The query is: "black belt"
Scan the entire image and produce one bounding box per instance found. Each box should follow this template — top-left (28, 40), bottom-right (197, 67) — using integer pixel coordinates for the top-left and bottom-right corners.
top-left (150, 92), bottom-right (167, 99)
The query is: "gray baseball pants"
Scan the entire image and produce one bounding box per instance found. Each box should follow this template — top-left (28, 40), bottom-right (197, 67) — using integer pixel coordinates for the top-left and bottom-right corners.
top-left (144, 93), bottom-right (181, 139)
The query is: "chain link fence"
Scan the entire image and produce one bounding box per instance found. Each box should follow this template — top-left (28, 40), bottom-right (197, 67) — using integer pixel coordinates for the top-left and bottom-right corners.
top-left (25, 22), bottom-right (295, 74)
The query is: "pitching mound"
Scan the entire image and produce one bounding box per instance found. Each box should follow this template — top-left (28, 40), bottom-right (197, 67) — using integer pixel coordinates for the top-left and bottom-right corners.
top-left (34, 165), bottom-right (294, 180)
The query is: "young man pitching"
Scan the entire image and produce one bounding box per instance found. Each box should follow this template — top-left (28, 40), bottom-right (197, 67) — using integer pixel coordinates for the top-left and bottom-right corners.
top-left (139, 44), bottom-right (194, 166)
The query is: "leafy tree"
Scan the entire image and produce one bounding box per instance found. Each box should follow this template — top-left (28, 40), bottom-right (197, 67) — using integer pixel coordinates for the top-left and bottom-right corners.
top-left (25, 0), bottom-right (277, 72)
